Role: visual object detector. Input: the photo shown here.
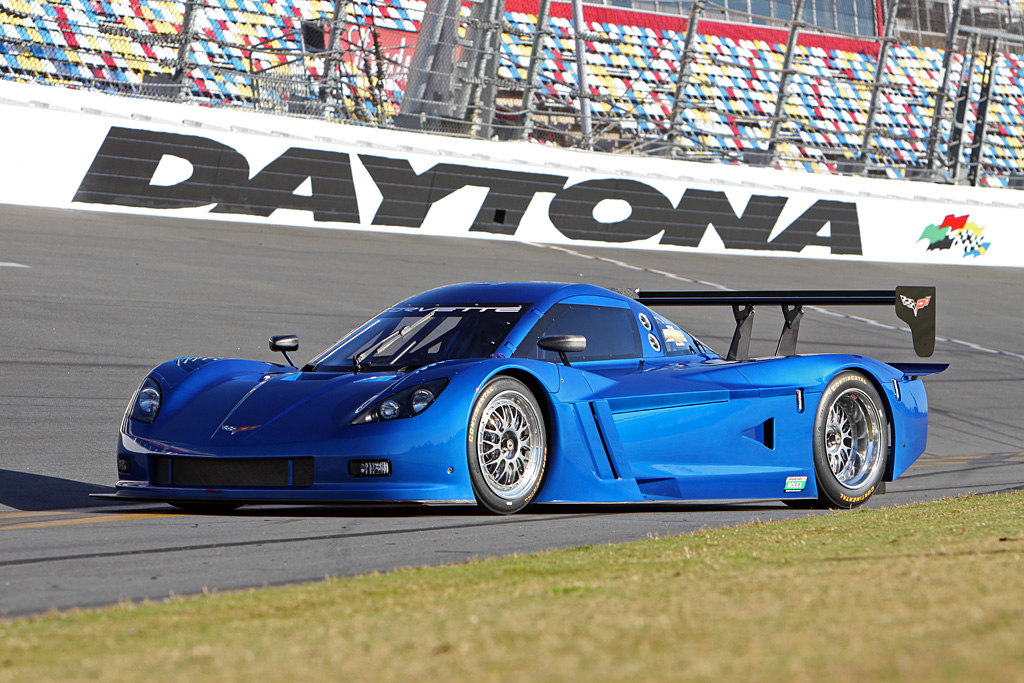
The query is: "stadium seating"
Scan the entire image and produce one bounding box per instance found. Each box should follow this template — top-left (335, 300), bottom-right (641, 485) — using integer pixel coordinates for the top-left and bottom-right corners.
top-left (3, 0), bottom-right (1024, 182)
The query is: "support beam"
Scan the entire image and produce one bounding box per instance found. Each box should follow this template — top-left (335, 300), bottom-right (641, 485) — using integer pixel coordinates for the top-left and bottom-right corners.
top-left (518, 0), bottom-right (552, 140)
top-left (968, 38), bottom-right (998, 187)
top-left (394, 0), bottom-right (463, 131)
top-left (456, 0), bottom-right (503, 139)
top-left (321, 0), bottom-right (348, 120)
top-left (858, 0), bottom-right (899, 176)
top-left (570, 0), bottom-right (592, 149)
top-left (949, 33), bottom-right (979, 182)
top-left (668, 0), bottom-right (705, 156)
top-left (173, 0), bottom-right (197, 101)
top-left (775, 304), bottom-right (804, 357)
top-left (728, 304), bottom-right (754, 361)
top-left (767, 0), bottom-right (805, 164)
top-left (924, 0), bottom-right (964, 180)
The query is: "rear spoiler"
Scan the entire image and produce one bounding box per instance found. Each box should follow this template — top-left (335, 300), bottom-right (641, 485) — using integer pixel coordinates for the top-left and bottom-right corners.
top-left (633, 286), bottom-right (936, 360)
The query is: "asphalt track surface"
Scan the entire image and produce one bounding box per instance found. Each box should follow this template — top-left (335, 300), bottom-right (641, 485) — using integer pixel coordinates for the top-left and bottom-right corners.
top-left (2, 204), bottom-right (1022, 618)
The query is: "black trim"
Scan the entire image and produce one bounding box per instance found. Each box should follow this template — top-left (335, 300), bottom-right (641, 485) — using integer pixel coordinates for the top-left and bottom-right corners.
top-left (151, 456), bottom-right (315, 488)
top-left (634, 287), bottom-right (936, 359)
top-left (90, 492), bottom-right (475, 506)
top-left (887, 362), bottom-right (948, 380)
top-left (636, 290), bottom-right (896, 306)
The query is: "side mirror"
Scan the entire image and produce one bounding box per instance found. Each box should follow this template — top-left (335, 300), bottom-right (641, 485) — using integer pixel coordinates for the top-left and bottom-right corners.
top-left (538, 334), bottom-right (586, 367)
top-left (270, 335), bottom-right (299, 367)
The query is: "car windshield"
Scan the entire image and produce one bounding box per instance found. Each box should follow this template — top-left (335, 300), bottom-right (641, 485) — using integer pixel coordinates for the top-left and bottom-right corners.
top-left (309, 304), bottom-right (528, 372)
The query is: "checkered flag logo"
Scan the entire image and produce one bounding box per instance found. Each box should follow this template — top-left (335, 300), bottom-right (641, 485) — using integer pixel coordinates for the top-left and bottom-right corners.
top-left (952, 229), bottom-right (984, 256)
top-left (917, 214), bottom-right (991, 258)
top-left (900, 294), bottom-right (932, 317)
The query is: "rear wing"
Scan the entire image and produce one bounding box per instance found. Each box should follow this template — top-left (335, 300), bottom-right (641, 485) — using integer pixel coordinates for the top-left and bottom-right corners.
top-left (634, 287), bottom-right (936, 360)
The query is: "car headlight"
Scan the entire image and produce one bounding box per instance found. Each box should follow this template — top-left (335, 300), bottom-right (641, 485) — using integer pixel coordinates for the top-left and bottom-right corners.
top-left (130, 377), bottom-right (162, 423)
top-left (351, 379), bottom-right (449, 425)
top-left (411, 388), bottom-right (435, 414)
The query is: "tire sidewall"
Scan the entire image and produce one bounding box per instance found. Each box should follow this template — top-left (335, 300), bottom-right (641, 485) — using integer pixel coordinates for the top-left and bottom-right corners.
top-left (467, 376), bottom-right (547, 514)
top-left (812, 372), bottom-right (889, 509)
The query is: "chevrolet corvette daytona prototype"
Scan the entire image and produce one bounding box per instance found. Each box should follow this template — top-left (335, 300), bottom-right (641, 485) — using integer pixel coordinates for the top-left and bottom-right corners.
top-left (103, 282), bottom-right (945, 514)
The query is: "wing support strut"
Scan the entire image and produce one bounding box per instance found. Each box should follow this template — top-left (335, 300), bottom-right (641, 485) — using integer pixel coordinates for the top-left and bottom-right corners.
top-left (634, 287), bottom-right (936, 359)
top-left (775, 304), bottom-right (804, 358)
top-left (728, 304), bottom-right (754, 361)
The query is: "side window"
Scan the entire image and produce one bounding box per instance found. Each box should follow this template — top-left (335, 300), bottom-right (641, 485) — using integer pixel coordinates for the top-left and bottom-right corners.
top-left (519, 304), bottom-right (640, 362)
top-left (651, 313), bottom-right (702, 357)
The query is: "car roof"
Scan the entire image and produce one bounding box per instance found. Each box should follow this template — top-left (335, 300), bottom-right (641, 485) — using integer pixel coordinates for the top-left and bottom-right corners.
top-left (398, 282), bottom-right (634, 312)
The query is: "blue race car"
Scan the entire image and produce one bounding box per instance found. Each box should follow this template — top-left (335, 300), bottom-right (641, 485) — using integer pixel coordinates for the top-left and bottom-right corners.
top-left (102, 282), bottom-right (944, 514)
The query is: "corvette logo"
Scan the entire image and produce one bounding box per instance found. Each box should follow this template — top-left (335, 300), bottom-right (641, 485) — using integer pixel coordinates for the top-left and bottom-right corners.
top-left (221, 425), bottom-right (260, 435)
top-left (900, 294), bottom-right (932, 317)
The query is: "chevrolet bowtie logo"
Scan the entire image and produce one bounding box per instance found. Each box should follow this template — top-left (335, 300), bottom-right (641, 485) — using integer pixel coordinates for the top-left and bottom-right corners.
top-left (221, 424), bottom-right (260, 435)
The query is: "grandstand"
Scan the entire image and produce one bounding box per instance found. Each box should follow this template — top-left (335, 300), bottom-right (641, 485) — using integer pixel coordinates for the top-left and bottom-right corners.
top-left (3, 0), bottom-right (1024, 186)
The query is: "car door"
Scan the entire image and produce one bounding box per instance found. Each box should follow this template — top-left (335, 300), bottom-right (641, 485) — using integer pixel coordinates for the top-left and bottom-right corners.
top-left (519, 299), bottom-right (809, 501)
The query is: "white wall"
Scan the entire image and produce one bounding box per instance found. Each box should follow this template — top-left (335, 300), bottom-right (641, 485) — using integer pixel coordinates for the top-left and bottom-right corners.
top-left (1, 79), bottom-right (1019, 266)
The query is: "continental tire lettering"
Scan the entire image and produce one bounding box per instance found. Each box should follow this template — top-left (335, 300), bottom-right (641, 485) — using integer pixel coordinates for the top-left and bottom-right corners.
top-left (839, 485), bottom-right (875, 504)
top-left (525, 446), bottom-right (548, 499)
top-left (468, 388), bottom-right (488, 445)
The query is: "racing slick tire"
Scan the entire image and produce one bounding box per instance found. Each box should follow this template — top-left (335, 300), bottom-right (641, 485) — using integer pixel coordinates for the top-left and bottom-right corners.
top-left (809, 371), bottom-right (889, 509)
top-left (467, 376), bottom-right (547, 515)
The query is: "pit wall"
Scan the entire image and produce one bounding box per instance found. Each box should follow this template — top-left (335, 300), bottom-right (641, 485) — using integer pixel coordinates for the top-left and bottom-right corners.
top-left (1, 80), bottom-right (1019, 267)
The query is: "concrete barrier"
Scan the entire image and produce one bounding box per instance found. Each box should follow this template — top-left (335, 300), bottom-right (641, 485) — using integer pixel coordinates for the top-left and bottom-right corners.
top-left (1, 79), bottom-right (1020, 266)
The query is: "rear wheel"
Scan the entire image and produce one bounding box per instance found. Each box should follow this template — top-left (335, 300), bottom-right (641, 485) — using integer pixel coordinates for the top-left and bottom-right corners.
top-left (467, 377), bottom-right (547, 515)
top-left (810, 372), bottom-right (889, 509)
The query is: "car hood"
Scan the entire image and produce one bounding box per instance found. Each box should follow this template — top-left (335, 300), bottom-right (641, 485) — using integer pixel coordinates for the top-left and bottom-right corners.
top-left (131, 362), bottom-right (408, 448)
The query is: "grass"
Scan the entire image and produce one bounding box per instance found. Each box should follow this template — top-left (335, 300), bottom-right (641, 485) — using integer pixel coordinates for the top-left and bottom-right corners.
top-left (2, 492), bottom-right (1023, 682)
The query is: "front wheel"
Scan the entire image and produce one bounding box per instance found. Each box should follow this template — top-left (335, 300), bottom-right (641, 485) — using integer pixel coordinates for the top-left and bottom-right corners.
top-left (467, 377), bottom-right (547, 515)
top-left (810, 372), bottom-right (889, 509)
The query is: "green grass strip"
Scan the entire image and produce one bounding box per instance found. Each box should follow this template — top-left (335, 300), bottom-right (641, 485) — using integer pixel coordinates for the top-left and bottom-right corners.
top-left (3, 491), bottom-right (1024, 682)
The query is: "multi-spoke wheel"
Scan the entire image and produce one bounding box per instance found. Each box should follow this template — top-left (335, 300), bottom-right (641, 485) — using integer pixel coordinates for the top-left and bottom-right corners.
top-left (467, 377), bottom-right (547, 514)
top-left (808, 372), bottom-right (889, 509)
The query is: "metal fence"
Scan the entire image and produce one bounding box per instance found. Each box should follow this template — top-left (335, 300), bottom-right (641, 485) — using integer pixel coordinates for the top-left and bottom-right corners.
top-left (3, 0), bottom-right (1024, 186)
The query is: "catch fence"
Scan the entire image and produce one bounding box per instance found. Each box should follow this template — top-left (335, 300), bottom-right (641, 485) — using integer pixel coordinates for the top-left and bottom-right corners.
top-left (3, 0), bottom-right (1024, 185)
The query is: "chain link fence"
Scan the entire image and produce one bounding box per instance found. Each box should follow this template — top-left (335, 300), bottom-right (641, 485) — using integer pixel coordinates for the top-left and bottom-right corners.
top-left (3, 0), bottom-right (1024, 185)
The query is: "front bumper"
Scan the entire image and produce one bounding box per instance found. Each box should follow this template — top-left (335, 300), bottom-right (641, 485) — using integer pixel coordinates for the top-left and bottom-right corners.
top-left (115, 420), bottom-right (477, 504)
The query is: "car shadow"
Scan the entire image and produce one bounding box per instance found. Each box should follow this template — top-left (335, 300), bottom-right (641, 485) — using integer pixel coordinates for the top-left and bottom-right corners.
top-left (0, 469), bottom-right (791, 516)
top-left (0, 469), bottom-right (117, 511)
top-left (136, 500), bottom-right (790, 518)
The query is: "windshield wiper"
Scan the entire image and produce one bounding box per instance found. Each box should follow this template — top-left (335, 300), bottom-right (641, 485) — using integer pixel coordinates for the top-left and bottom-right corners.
top-left (352, 310), bottom-right (436, 373)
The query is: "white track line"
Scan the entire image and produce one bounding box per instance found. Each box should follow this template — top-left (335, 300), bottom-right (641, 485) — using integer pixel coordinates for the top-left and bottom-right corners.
top-left (530, 242), bottom-right (1024, 362)
top-left (0, 262), bottom-right (30, 268)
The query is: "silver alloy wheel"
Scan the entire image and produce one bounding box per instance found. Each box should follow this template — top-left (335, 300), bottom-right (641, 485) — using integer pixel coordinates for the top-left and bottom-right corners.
top-left (475, 389), bottom-right (545, 500)
top-left (824, 387), bottom-right (885, 489)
